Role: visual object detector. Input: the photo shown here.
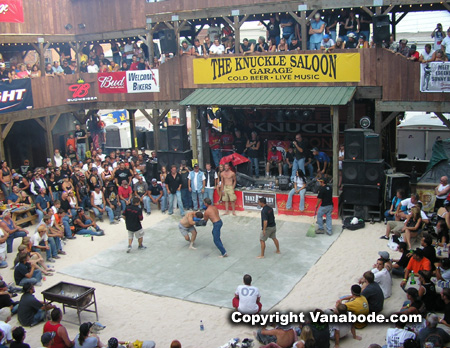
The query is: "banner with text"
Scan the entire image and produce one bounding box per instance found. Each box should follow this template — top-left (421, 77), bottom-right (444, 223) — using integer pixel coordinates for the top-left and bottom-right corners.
top-left (193, 53), bottom-right (360, 84)
top-left (420, 62), bottom-right (450, 92)
top-left (97, 70), bottom-right (160, 93)
top-left (0, 0), bottom-right (24, 23)
top-left (243, 192), bottom-right (277, 210)
top-left (0, 79), bottom-right (33, 114)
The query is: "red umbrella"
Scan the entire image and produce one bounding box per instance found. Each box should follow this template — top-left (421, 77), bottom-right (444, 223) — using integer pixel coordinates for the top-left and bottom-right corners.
top-left (220, 153), bottom-right (250, 166)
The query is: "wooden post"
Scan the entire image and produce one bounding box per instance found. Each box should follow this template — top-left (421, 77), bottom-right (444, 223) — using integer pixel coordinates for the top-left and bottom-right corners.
top-left (146, 24), bottom-right (155, 62)
top-left (234, 16), bottom-right (240, 51)
top-left (179, 106), bottom-right (187, 125)
top-left (332, 107), bottom-right (339, 197)
top-left (374, 111), bottom-right (382, 134)
top-left (152, 109), bottom-right (160, 152)
top-left (45, 115), bottom-right (54, 159)
top-left (174, 21), bottom-right (180, 53)
top-left (128, 109), bottom-right (137, 149)
top-left (190, 106), bottom-right (198, 160)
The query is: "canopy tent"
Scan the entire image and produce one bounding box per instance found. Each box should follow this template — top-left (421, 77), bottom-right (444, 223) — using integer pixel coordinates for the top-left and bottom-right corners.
top-left (418, 139), bottom-right (450, 183)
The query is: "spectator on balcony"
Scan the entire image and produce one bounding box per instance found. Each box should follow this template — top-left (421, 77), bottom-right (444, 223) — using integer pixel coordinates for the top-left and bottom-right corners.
top-left (432, 23), bottom-right (446, 50)
top-left (203, 36), bottom-right (212, 54)
top-left (434, 49), bottom-right (448, 62)
top-left (61, 60), bottom-right (72, 75)
top-left (277, 38), bottom-right (288, 52)
top-left (338, 9), bottom-right (349, 41)
top-left (260, 15), bottom-right (281, 46)
top-left (280, 14), bottom-right (295, 44)
top-left (137, 57), bottom-right (146, 70)
top-left (191, 39), bottom-right (206, 57)
top-left (268, 37), bottom-right (277, 52)
top-left (407, 44), bottom-right (420, 61)
top-left (309, 13), bottom-right (325, 50)
top-left (396, 39), bottom-right (410, 57)
top-left (79, 61), bottom-right (87, 73)
top-left (98, 61), bottom-right (108, 73)
top-left (288, 36), bottom-right (301, 51)
top-left (441, 27), bottom-right (450, 60)
top-left (324, 12), bottom-right (339, 42)
top-left (420, 44), bottom-right (435, 63)
top-left (111, 41), bottom-right (121, 65)
top-left (345, 33), bottom-right (358, 49)
top-left (344, 11), bottom-right (359, 39)
top-left (179, 41), bottom-right (192, 56)
top-left (320, 34), bottom-right (335, 52)
top-left (8, 70), bottom-right (18, 82)
top-left (25, 63), bottom-right (32, 76)
top-left (209, 38), bottom-right (225, 55)
top-left (357, 34), bottom-right (369, 49)
top-left (109, 61), bottom-right (120, 72)
top-left (98, 53), bottom-right (110, 67)
top-left (87, 59), bottom-right (99, 74)
top-left (28, 64), bottom-right (41, 78)
top-left (129, 55), bottom-right (139, 71)
top-left (16, 64), bottom-right (28, 79)
top-left (44, 63), bottom-right (54, 77)
top-left (123, 39), bottom-right (134, 66)
top-left (255, 36), bottom-right (268, 53)
top-left (240, 38), bottom-right (254, 55)
top-left (208, 19), bottom-right (221, 42)
top-left (51, 61), bottom-right (64, 76)
top-left (120, 62), bottom-right (129, 71)
top-left (0, 63), bottom-right (8, 81)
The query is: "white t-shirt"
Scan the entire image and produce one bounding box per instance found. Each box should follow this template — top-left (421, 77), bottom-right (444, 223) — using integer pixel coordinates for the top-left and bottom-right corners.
top-left (209, 44), bottom-right (225, 55)
top-left (400, 198), bottom-right (416, 213)
top-left (338, 150), bottom-right (344, 170)
top-left (441, 36), bottom-right (450, 54)
top-left (124, 43), bottom-right (134, 59)
top-left (54, 154), bottom-right (63, 167)
top-left (321, 39), bottom-right (335, 48)
top-left (294, 176), bottom-right (306, 190)
top-left (204, 171), bottom-right (218, 189)
top-left (0, 230), bottom-right (6, 258)
top-left (0, 321), bottom-right (12, 344)
top-left (372, 267), bottom-right (392, 298)
top-left (329, 322), bottom-right (351, 339)
top-left (421, 49), bottom-right (434, 61)
top-left (386, 327), bottom-right (415, 348)
top-left (92, 191), bottom-right (103, 206)
top-left (32, 231), bottom-right (48, 247)
top-left (87, 64), bottom-right (99, 73)
top-left (191, 171), bottom-right (205, 191)
top-left (235, 285), bottom-right (260, 314)
top-left (437, 183), bottom-right (450, 199)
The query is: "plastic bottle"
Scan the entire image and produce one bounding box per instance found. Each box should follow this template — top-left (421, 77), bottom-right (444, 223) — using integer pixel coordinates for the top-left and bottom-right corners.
top-left (200, 320), bottom-right (204, 331)
top-left (410, 271), bottom-right (416, 285)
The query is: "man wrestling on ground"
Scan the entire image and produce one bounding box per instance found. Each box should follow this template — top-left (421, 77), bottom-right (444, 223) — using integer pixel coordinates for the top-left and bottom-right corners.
top-left (178, 211), bottom-right (203, 250)
top-left (203, 198), bottom-right (227, 257)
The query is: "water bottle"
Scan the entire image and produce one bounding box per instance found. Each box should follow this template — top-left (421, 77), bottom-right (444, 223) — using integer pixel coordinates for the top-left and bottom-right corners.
top-left (200, 320), bottom-right (204, 331)
top-left (410, 271), bottom-right (416, 285)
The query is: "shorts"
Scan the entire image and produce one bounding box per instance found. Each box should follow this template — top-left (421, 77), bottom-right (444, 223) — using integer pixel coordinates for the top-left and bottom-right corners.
top-left (387, 221), bottom-right (404, 233)
top-left (178, 222), bottom-right (195, 237)
top-left (222, 185), bottom-right (237, 202)
top-left (128, 229), bottom-right (145, 239)
top-left (260, 226), bottom-right (276, 241)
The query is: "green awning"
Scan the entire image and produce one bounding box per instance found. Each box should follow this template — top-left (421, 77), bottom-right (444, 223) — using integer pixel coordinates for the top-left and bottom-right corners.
top-left (180, 87), bottom-right (356, 107)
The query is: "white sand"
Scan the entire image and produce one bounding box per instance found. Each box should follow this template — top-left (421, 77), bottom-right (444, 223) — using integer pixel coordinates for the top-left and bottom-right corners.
top-left (2, 210), bottom-right (409, 348)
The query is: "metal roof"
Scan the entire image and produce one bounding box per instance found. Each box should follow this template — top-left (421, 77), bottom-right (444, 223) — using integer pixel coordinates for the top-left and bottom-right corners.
top-left (180, 87), bottom-right (356, 107)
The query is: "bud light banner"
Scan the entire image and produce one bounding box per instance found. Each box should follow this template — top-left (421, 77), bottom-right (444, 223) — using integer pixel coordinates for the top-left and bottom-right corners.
top-left (0, 79), bottom-right (33, 114)
top-left (97, 70), bottom-right (160, 94)
top-left (0, 0), bottom-right (24, 23)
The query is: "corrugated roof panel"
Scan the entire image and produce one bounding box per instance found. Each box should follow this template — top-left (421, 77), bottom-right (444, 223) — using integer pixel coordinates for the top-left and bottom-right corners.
top-left (180, 87), bottom-right (356, 106)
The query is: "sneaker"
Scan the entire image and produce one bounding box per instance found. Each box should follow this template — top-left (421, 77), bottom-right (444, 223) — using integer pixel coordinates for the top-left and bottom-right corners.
top-left (110, 220), bottom-right (119, 225)
top-left (35, 282), bottom-right (42, 286)
top-left (380, 235), bottom-right (389, 240)
top-left (53, 255), bottom-right (61, 259)
top-left (138, 245), bottom-right (147, 250)
top-left (47, 258), bottom-right (56, 263)
top-left (146, 212), bottom-right (151, 216)
top-left (316, 229), bottom-right (325, 234)
top-left (57, 250), bottom-right (66, 255)
top-left (126, 245), bottom-right (132, 253)
top-left (98, 217), bottom-right (104, 222)
top-left (168, 212), bottom-right (173, 215)
top-left (162, 211), bottom-right (167, 214)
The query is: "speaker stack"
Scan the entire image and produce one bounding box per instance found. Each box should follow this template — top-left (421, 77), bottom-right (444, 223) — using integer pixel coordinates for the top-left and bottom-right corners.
top-left (159, 29), bottom-right (178, 55)
top-left (373, 15), bottom-right (390, 45)
top-left (342, 129), bottom-right (385, 220)
top-left (157, 124), bottom-right (192, 169)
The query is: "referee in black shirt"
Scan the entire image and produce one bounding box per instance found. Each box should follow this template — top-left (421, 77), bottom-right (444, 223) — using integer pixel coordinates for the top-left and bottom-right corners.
top-left (257, 197), bottom-right (280, 258)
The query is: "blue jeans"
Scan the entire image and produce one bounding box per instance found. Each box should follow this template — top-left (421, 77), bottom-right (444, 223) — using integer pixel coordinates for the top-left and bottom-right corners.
top-left (360, 31), bottom-right (370, 43)
top-left (62, 216), bottom-right (72, 238)
top-left (36, 210), bottom-right (44, 223)
top-left (0, 260), bottom-right (8, 268)
top-left (18, 269), bottom-right (42, 286)
top-left (150, 195), bottom-right (162, 212)
top-left (161, 186), bottom-right (168, 212)
top-left (204, 188), bottom-right (215, 205)
top-left (181, 188), bottom-right (192, 210)
top-left (75, 219), bottom-right (103, 236)
top-left (384, 210), bottom-right (396, 221)
top-left (168, 191), bottom-right (184, 216)
top-left (0, 182), bottom-right (11, 198)
top-left (310, 41), bottom-right (321, 50)
top-left (120, 199), bottom-right (130, 212)
top-left (142, 196), bottom-right (151, 213)
top-left (317, 205), bottom-right (333, 235)
top-left (80, 196), bottom-right (91, 210)
top-left (93, 204), bottom-right (114, 222)
top-left (77, 143), bottom-right (86, 161)
top-left (51, 191), bottom-right (60, 202)
top-left (113, 55), bottom-right (121, 65)
top-left (286, 188), bottom-right (306, 211)
top-left (249, 157), bottom-right (259, 176)
top-left (329, 30), bottom-right (337, 43)
top-left (30, 309), bottom-right (46, 327)
top-left (211, 149), bottom-right (221, 167)
top-left (212, 220), bottom-right (226, 256)
top-left (191, 190), bottom-right (203, 210)
top-left (291, 158), bottom-right (305, 181)
top-left (306, 162), bottom-right (314, 179)
top-left (7, 231), bottom-right (27, 253)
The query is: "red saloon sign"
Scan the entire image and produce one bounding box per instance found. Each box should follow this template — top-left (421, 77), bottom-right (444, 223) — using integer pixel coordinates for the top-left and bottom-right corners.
top-left (97, 72), bottom-right (127, 94)
top-left (67, 79), bottom-right (98, 103)
top-left (0, 0), bottom-right (24, 23)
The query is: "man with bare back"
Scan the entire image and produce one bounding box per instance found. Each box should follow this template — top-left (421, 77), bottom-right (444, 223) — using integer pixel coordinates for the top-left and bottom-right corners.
top-left (178, 211), bottom-right (203, 250)
top-left (220, 163), bottom-right (237, 215)
top-left (203, 198), bottom-right (227, 257)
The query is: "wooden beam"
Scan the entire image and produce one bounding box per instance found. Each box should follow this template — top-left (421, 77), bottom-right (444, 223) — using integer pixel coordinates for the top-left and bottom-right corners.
top-left (139, 109), bottom-right (152, 121)
top-left (332, 106), bottom-right (339, 196)
top-left (234, 15), bottom-right (240, 53)
top-left (383, 5), bottom-right (394, 15)
top-left (346, 99), bottom-right (355, 129)
top-left (34, 117), bottom-right (46, 130)
top-left (129, 110), bottom-right (137, 149)
top-left (361, 6), bottom-right (373, 17)
top-left (45, 115), bottom-right (54, 159)
top-left (300, 10), bottom-right (307, 51)
top-left (164, 22), bottom-right (174, 30)
top-left (395, 11), bottom-right (408, 25)
top-left (379, 111), bottom-right (399, 131)
top-left (158, 109), bottom-right (170, 124)
top-left (434, 112), bottom-right (450, 130)
top-left (191, 106), bottom-right (198, 161)
top-left (179, 106), bottom-right (187, 125)
top-left (2, 121), bottom-right (14, 139)
top-left (441, 2), bottom-right (450, 11)
top-left (75, 28), bottom-right (147, 43)
top-left (375, 101), bottom-right (450, 112)
top-left (355, 87), bottom-right (382, 99)
top-left (152, 109), bottom-right (160, 152)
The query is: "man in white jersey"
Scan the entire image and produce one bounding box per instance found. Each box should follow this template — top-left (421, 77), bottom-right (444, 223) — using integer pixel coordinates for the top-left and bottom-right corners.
top-left (232, 274), bottom-right (261, 314)
top-left (90, 185), bottom-right (117, 224)
top-left (435, 176), bottom-right (450, 211)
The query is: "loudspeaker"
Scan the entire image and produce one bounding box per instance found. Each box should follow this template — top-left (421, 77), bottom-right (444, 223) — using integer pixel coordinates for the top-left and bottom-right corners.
top-left (373, 15), bottom-right (390, 44)
top-left (159, 128), bottom-right (169, 151)
top-left (159, 29), bottom-right (177, 54)
top-left (236, 172), bottom-right (256, 187)
top-left (385, 173), bottom-right (410, 203)
top-left (136, 130), bottom-right (146, 149)
top-left (145, 131), bottom-right (154, 150)
top-left (342, 184), bottom-right (382, 206)
top-left (364, 133), bottom-right (381, 161)
top-left (157, 150), bottom-right (193, 170)
top-left (278, 176), bottom-right (290, 191)
top-left (342, 160), bottom-right (385, 185)
top-left (344, 129), bottom-right (370, 161)
top-left (167, 124), bottom-right (189, 152)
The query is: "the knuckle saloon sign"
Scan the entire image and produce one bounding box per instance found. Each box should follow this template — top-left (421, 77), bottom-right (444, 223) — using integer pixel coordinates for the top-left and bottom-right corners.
top-left (193, 53), bottom-right (360, 84)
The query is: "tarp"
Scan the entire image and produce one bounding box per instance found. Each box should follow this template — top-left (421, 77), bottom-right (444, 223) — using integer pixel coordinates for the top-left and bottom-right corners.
top-left (419, 139), bottom-right (450, 183)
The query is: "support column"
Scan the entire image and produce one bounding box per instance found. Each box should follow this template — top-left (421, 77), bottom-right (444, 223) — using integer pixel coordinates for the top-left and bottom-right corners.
top-left (332, 107), bottom-right (339, 196)
top-left (233, 16), bottom-right (240, 51)
top-left (45, 115), bottom-right (54, 160)
top-left (374, 110), bottom-right (382, 134)
top-left (179, 106), bottom-right (187, 125)
top-left (128, 109), bottom-right (137, 149)
top-left (152, 109), bottom-right (160, 152)
top-left (190, 106), bottom-right (198, 160)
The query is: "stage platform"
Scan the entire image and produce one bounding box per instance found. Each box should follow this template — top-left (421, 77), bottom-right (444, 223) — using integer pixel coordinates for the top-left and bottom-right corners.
top-left (60, 214), bottom-right (340, 310)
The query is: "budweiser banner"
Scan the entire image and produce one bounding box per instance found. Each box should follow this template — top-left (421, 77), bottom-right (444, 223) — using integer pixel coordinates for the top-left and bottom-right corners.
top-left (0, 79), bottom-right (33, 114)
top-left (97, 70), bottom-right (160, 94)
top-left (67, 79), bottom-right (97, 103)
top-left (420, 62), bottom-right (450, 93)
top-left (0, 0), bottom-right (24, 23)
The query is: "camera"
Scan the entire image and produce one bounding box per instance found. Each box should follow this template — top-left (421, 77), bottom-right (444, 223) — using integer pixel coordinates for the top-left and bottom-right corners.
top-left (290, 142), bottom-right (296, 148)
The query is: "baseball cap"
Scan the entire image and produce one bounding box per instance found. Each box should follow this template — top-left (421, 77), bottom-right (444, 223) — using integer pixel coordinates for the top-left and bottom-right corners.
top-left (194, 163), bottom-right (199, 168)
top-left (271, 146), bottom-right (277, 151)
top-left (140, 147), bottom-right (145, 150)
top-left (413, 248), bottom-right (424, 257)
top-left (0, 281), bottom-right (7, 288)
top-left (151, 178), bottom-right (157, 182)
top-left (311, 147), bottom-right (319, 152)
top-left (323, 34), bottom-right (330, 39)
top-left (94, 184), bottom-right (100, 189)
top-left (77, 208), bottom-right (83, 213)
top-left (41, 332), bottom-right (56, 345)
top-left (347, 32), bottom-right (356, 39)
top-left (12, 173), bottom-right (19, 178)
top-left (378, 251), bottom-right (390, 260)
top-left (314, 13), bottom-right (321, 19)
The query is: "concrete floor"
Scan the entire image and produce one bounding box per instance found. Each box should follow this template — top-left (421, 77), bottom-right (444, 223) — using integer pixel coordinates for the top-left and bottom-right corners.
top-left (60, 214), bottom-right (340, 310)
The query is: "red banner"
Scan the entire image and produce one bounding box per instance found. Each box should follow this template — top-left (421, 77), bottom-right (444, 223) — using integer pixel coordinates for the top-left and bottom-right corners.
top-left (97, 72), bottom-right (127, 94)
top-left (0, 0), bottom-right (24, 23)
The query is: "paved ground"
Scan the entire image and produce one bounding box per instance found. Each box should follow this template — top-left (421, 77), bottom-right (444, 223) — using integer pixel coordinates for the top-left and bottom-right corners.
top-left (60, 214), bottom-right (340, 309)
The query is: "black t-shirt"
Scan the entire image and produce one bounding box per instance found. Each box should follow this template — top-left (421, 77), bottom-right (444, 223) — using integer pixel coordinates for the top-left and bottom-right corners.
top-left (361, 282), bottom-right (384, 313)
top-left (149, 184), bottom-right (162, 196)
top-left (397, 251), bottom-right (410, 268)
top-left (0, 294), bottom-right (13, 309)
top-left (105, 188), bottom-right (118, 204)
top-left (241, 43), bottom-right (252, 52)
top-left (123, 204), bottom-right (143, 232)
top-left (0, 70), bottom-right (9, 80)
top-left (294, 140), bottom-right (309, 160)
top-left (318, 184), bottom-right (333, 207)
top-left (423, 245), bottom-right (437, 268)
top-left (346, 40), bottom-right (358, 49)
top-left (60, 198), bottom-right (71, 213)
top-left (75, 129), bottom-right (86, 144)
top-left (286, 151), bottom-right (294, 163)
top-left (289, 42), bottom-right (301, 50)
top-left (261, 205), bottom-right (276, 228)
top-left (180, 169), bottom-right (189, 189)
top-left (18, 293), bottom-right (43, 326)
top-left (444, 302), bottom-right (450, 323)
top-left (62, 66), bottom-right (72, 75)
top-left (14, 262), bottom-right (31, 285)
top-left (165, 173), bottom-right (182, 194)
top-left (359, 13), bottom-right (371, 31)
top-left (234, 137), bottom-right (247, 154)
top-left (60, 168), bottom-right (71, 177)
top-left (263, 20), bottom-right (281, 39)
top-left (11, 342), bottom-right (30, 348)
top-left (115, 169), bottom-right (132, 184)
top-left (256, 43), bottom-right (269, 52)
top-left (47, 179), bottom-right (59, 193)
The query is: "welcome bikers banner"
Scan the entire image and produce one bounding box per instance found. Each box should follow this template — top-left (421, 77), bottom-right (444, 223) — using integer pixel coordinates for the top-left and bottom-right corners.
top-left (420, 62), bottom-right (450, 92)
top-left (98, 70), bottom-right (160, 93)
top-left (193, 53), bottom-right (360, 84)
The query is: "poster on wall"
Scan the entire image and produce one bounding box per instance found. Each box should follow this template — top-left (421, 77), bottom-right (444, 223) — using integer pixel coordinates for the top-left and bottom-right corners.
top-left (97, 70), bottom-right (160, 93)
top-left (0, 0), bottom-right (24, 23)
top-left (420, 62), bottom-right (450, 92)
top-left (243, 192), bottom-right (277, 210)
top-left (0, 79), bottom-right (33, 114)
